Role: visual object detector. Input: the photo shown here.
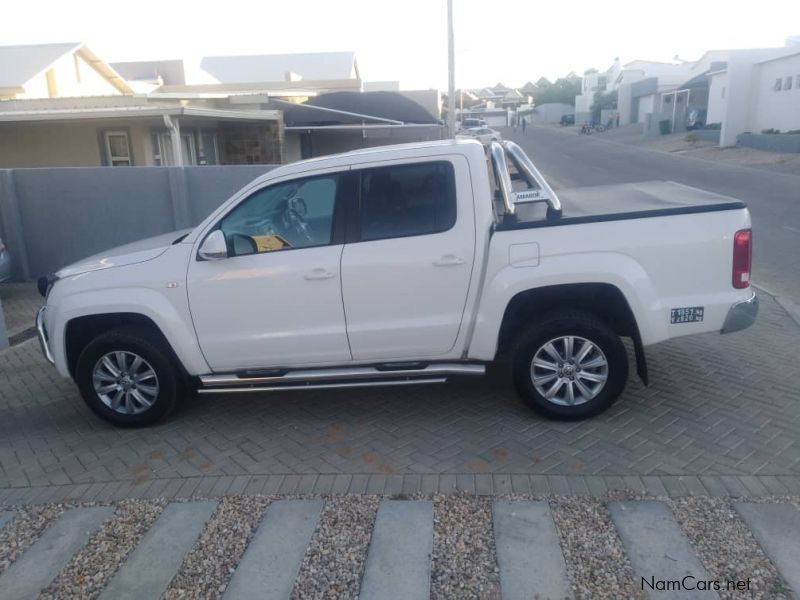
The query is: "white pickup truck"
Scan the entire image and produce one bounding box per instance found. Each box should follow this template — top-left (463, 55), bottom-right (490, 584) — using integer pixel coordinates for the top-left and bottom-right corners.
top-left (36, 140), bottom-right (757, 426)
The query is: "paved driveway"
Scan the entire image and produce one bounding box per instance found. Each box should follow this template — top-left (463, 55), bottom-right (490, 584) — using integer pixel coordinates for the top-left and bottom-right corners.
top-left (1, 290), bottom-right (799, 501)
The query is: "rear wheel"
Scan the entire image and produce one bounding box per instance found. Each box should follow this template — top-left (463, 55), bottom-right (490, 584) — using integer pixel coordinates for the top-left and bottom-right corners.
top-left (75, 327), bottom-right (184, 427)
top-left (511, 310), bottom-right (628, 420)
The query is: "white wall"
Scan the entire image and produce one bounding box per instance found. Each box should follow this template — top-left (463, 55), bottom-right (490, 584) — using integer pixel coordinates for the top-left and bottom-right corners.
top-left (529, 103), bottom-right (573, 123)
top-left (751, 54), bottom-right (800, 133)
top-left (707, 72), bottom-right (727, 125)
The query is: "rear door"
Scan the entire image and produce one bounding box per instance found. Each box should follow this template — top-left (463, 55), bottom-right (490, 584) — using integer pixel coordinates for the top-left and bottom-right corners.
top-left (340, 157), bottom-right (476, 360)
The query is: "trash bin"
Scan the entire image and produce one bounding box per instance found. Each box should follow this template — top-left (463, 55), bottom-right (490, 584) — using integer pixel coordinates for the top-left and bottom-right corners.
top-left (659, 119), bottom-right (671, 135)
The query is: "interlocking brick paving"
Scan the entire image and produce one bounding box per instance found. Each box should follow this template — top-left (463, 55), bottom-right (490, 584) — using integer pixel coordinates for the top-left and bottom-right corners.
top-left (0, 293), bottom-right (798, 497)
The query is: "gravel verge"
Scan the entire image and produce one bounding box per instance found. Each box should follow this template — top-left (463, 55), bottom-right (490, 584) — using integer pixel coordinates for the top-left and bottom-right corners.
top-left (163, 495), bottom-right (271, 600)
top-left (430, 494), bottom-right (501, 600)
top-left (670, 496), bottom-right (791, 599)
top-left (0, 504), bottom-right (65, 576)
top-left (39, 499), bottom-right (167, 600)
top-left (290, 495), bottom-right (379, 599)
top-left (550, 496), bottom-right (644, 600)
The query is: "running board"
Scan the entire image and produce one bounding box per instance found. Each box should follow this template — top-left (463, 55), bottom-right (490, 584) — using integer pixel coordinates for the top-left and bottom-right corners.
top-left (198, 363), bottom-right (485, 394)
top-left (197, 378), bottom-right (448, 394)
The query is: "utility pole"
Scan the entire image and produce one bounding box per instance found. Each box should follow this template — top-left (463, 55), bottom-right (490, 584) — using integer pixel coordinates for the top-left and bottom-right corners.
top-left (447, 0), bottom-right (456, 138)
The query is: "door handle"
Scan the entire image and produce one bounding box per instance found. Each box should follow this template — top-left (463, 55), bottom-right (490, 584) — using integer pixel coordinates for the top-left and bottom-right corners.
top-left (433, 254), bottom-right (466, 267)
top-left (304, 268), bottom-right (336, 281)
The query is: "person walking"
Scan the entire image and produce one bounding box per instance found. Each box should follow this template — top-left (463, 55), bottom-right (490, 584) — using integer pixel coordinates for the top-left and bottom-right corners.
top-left (522, 118), bottom-right (527, 134)
top-left (615, 112), bottom-right (620, 128)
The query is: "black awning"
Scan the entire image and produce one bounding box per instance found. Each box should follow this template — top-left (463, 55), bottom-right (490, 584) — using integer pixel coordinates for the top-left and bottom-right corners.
top-left (279, 91), bottom-right (440, 127)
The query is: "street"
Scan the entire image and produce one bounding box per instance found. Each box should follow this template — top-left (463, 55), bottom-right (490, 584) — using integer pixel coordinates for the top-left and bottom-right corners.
top-left (508, 125), bottom-right (800, 303)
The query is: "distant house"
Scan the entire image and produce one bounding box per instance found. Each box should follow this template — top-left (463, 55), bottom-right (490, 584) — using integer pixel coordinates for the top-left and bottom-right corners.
top-left (0, 44), bottom-right (446, 168)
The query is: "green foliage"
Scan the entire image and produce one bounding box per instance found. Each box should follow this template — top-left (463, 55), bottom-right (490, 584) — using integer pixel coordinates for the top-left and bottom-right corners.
top-left (531, 74), bottom-right (581, 106)
top-left (684, 132), bottom-right (698, 144)
top-left (590, 90), bottom-right (618, 121)
top-left (761, 128), bottom-right (781, 134)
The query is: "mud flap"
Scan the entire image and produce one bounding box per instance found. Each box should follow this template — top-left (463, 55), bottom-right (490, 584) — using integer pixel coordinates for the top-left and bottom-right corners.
top-left (632, 332), bottom-right (649, 386)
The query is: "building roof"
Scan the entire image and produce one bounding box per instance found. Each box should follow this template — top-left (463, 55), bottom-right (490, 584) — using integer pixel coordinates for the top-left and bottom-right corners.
top-left (0, 105), bottom-right (280, 123)
top-left (278, 91), bottom-right (439, 127)
top-left (200, 52), bottom-right (359, 84)
top-left (755, 48), bottom-right (800, 65)
top-left (111, 60), bottom-right (186, 85)
top-left (0, 42), bottom-right (81, 90)
top-left (0, 42), bottom-right (132, 95)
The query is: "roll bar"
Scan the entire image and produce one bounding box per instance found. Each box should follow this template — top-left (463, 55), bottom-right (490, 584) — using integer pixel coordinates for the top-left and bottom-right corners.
top-left (489, 140), bottom-right (562, 219)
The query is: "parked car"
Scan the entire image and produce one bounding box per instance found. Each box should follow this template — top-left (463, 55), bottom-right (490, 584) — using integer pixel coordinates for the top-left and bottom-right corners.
top-left (36, 139), bottom-right (757, 426)
top-left (456, 127), bottom-right (502, 145)
top-left (460, 118), bottom-right (486, 129)
top-left (0, 237), bottom-right (11, 282)
top-left (686, 109), bottom-right (707, 130)
top-left (560, 114), bottom-right (575, 126)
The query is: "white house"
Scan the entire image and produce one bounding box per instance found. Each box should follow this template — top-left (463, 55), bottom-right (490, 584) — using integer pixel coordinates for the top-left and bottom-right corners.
top-left (707, 47), bottom-right (800, 146)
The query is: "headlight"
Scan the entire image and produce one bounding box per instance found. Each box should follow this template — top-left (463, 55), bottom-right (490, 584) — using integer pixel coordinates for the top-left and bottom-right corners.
top-left (37, 274), bottom-right (58, 298)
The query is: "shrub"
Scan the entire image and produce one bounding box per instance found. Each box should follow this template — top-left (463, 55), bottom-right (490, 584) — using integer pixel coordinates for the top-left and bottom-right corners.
top-left (761, 128), bottom-right (781, 134)
top-left (786, 129), bottom-right (800, 134)
top-left (702, 122), bottom-right (721, 130)
top-left (684, 132), bottom-right (698, 144)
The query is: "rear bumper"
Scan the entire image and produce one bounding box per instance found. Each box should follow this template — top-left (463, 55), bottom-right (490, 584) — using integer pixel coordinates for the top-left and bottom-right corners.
top-left (721, 291), bottom-right (758, 334)
top-left (36, 307), bottom-right (55, 365)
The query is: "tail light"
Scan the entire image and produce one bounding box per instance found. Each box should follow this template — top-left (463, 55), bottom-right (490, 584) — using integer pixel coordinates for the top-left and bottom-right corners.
top-left (732, 229), bottom-right (752, 289)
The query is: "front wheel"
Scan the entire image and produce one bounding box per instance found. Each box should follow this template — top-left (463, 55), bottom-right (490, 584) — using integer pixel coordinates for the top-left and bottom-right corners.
top-left (75, 327), bottom-right (185, 427)
top-left (511, 310), bottom-right (628, 420)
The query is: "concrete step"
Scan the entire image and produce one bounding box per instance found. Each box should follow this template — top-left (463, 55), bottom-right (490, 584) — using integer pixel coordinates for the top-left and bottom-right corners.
top-left (493, 500), bottom-right (570, 600)
top-left (223, 499), bottom-right (323, 600)
top-left (609, 500), bottom-right (718, 599)
top-left (734, 502), bottom-right (800, 595)
top-left (0, 506), bottom-right (113, 600)
top-left (98, 501), bottom-right (217, 600)
top-left (360, 499), bottom-right (434, 600)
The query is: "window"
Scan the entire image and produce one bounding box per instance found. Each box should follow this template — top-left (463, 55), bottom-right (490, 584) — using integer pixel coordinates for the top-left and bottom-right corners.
top-left (103, 131), bottom-right (132, 167)
top-left (785, 76), bottom-right (793, 90)
top-left (774, 78), bottom-right (783, 91)
top-left (152, 130), bottom-right (219, 166)
top-left (358, 161), bottom-right (456, 242)
top-left (220, 175), bottom-right (338, 256)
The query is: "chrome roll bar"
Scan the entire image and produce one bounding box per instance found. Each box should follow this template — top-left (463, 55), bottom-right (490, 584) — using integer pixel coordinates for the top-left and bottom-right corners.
top-left (489, 140), bottom-right (562, 219)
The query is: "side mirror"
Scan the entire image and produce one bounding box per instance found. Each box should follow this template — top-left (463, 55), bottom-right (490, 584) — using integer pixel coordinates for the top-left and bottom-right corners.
top-left (198, 230), bottom-right (228, 261)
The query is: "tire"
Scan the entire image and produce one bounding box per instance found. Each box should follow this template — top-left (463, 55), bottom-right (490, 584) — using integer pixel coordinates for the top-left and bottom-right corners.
top-left (75, 327), bottom-right (185, 427)
top-left (511, 310), bottom-right (628, 420)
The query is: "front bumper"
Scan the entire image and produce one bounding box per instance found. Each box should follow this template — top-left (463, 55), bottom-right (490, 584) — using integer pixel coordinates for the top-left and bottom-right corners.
top-left (721, 291), bottom-right (758, 334)
top-left (36, 307), bottom-right (55, 365)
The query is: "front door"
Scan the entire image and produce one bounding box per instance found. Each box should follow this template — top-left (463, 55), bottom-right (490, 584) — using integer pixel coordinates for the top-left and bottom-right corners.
top-left (340, 157), bottom-right (475, 360)
top-left (187, 171), bottom-right (352, 371)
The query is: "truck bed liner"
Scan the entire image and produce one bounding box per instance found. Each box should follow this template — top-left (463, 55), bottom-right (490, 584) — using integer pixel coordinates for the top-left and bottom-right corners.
top-left (497, 181), bottom-right (746, 230)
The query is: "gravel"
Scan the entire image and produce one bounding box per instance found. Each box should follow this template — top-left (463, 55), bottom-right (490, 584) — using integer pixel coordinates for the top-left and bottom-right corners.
top-left (290, 495), bottom-right (379, 599)
top-left (39, 499), bottom-right (167, 600)
top-left (0, 504), bottom-right (64, 576)
top-left (163, 495), bottom-right (271, 600)
top-left (430, 494), bottom-right (501, 600)
top-left (550, 496), bottom-right (644, 600)
top-left (670, 496), bottom-right (791, 599)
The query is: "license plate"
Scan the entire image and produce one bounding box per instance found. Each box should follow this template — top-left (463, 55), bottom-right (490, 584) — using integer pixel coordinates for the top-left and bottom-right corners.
top-left (670, 306), bottom-right (704, 324)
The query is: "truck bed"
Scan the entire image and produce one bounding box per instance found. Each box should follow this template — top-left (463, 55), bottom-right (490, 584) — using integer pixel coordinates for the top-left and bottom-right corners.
top-left (496, 181), bottom-right (746, 230)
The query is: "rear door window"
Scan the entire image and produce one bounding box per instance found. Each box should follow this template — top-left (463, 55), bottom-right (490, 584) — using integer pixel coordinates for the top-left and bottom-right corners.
top-left (357, 161), bottom-right (457, 242)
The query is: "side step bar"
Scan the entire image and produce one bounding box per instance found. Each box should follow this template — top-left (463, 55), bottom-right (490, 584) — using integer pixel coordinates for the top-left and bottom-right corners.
top-left (197, 363), bottom-right (485, 394)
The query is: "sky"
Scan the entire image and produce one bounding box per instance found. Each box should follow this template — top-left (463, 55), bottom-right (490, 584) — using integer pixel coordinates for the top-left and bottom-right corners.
top-left (2, 0), bottom-right (798, 90)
